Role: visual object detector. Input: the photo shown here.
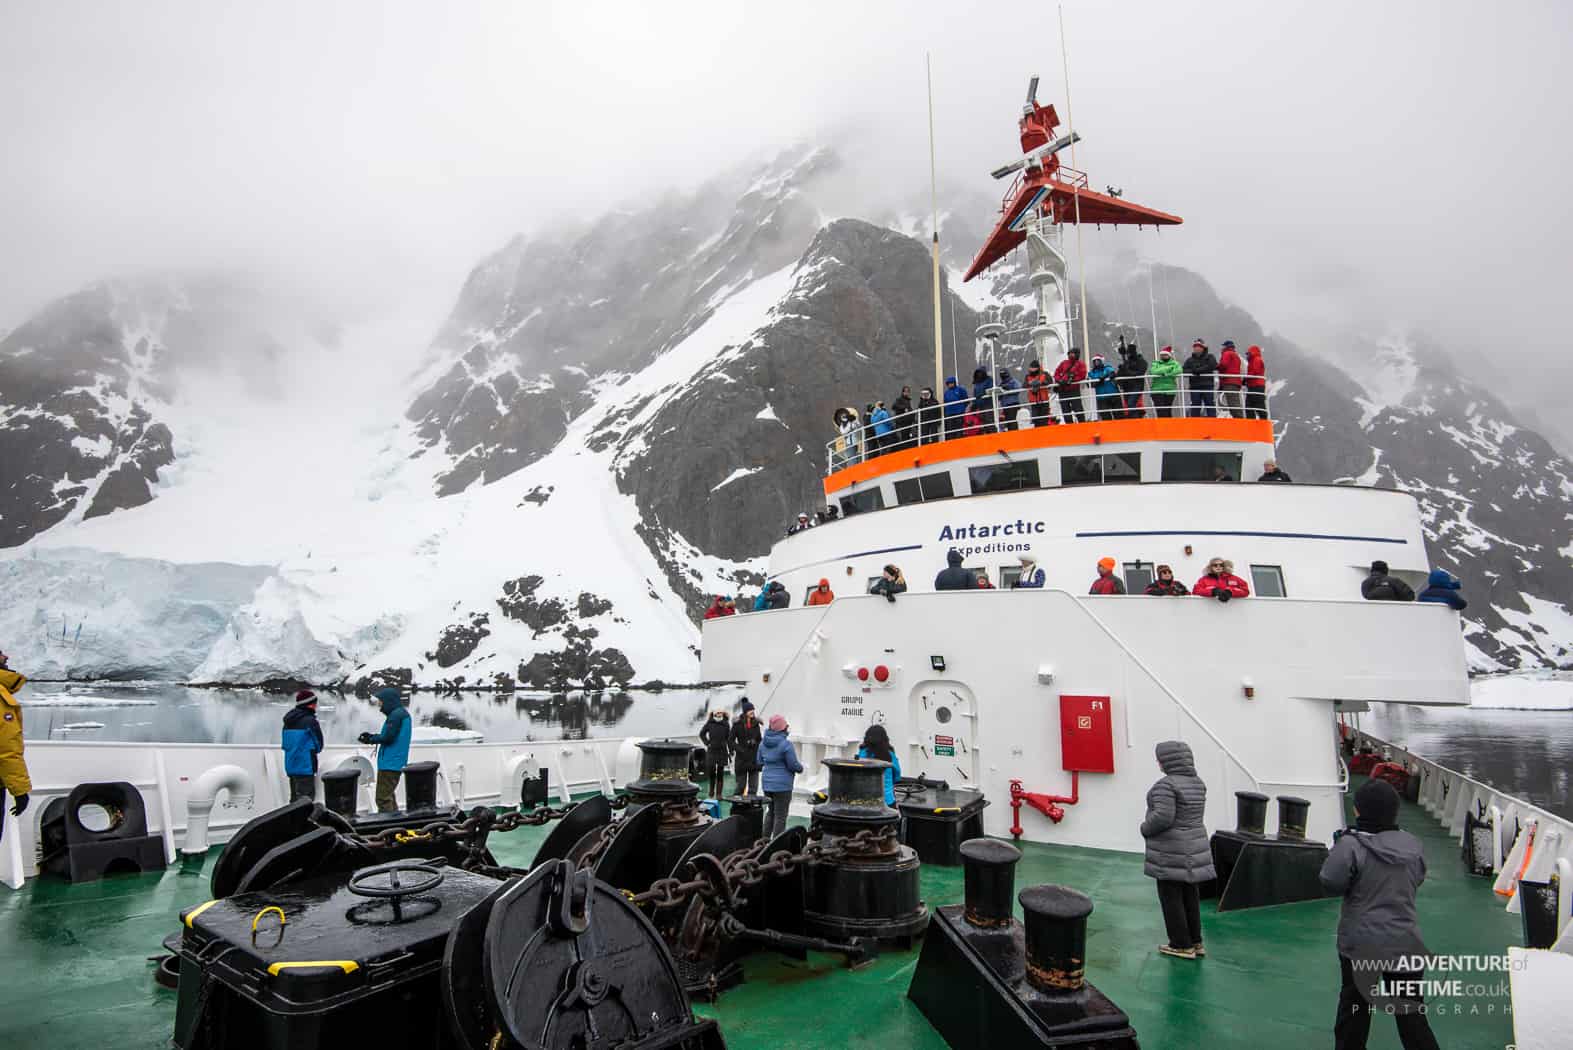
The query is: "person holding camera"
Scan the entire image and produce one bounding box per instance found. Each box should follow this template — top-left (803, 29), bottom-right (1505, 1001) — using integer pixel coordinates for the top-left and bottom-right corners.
top-left (358, 687), bottom-right (412, 812)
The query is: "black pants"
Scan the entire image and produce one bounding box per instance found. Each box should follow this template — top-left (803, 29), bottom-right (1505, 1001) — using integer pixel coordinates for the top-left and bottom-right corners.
top-left (1122, 392), bottom-right (1145, 419)
top-left (1152, 392), bottom-right (1176, 417)
top-left (1245, 389), bottom-right (1267, 419)
top-left (1058, 392), bottom-right (1084, 422)
top-left (944, 416), bottom-right (962, 439)
top-left (1188, 389), bottom-right (1216, 417)
top-left (1028, 400), bottom-right (1052, 427)
top-left (735, 767), bottom-right (760, 796)
top-left (1334, 956), bottom-right (1440, 1050)
top-left (1155, 879), bottom-right (1203, 949)
top-left (706, 756), bottom-right (728, 799)
top-left (766, 790), bottom-right (793, 838)
top-left (288, 775), bottom-right (317, 803)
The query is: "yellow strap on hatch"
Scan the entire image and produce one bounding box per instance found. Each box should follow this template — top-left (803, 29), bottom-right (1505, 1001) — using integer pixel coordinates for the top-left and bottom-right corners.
top-left (251, 906), bottom-right (286, 933)
top-left (183, 900), bottom-right (220, 928)
top-left (266, 960), bottom-right (360, 976)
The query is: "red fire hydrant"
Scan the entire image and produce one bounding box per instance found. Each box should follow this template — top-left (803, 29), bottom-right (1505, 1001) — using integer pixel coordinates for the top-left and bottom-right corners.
top-left (1009, 774), bottom-right (1080, 839)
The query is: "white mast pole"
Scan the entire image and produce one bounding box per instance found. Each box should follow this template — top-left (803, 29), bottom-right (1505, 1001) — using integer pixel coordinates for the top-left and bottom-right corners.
top-left (927, 53), bottom-right (944, 400)
top-left (1059, 4), bottom-right (1090, 358)
top-left (1147, 261), bottom-right (1160, 352)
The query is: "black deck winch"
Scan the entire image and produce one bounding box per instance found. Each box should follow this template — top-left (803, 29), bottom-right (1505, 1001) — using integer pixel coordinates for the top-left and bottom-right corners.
top-left (908, 839), bottom-right (1139, 1050)
top-left (1207, 792), bottom-right (1330, 911)
top-left (802, 758), bottom-right (928, 947)
top-left (627, 738), bottom-right (715, 875)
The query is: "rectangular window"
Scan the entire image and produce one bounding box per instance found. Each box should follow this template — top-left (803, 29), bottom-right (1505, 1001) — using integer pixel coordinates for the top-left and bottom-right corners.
top-left (999, 566), bottom-right (1022, 589)
top-left (1060, 455), bottom-right (1103, 486)
top-left (1160, 451), bottom-right (1244, 483)
top-left (968, 459), bottom-right (1041, 494)
top-left (1123, 561), bottom-right (1155, 594)
top-left (893, 470), bottom-right (955, 506)
top-left (838, 487), bottom-right (885, 516)
top-left (1250, 564), bottom-right (1286, 597)
top-left (1103, 452), bottom-right (1142, 483)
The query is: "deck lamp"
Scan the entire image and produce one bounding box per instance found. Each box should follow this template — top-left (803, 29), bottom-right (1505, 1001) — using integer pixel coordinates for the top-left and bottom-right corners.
top-left (930, 655), bottom-right (946, 672)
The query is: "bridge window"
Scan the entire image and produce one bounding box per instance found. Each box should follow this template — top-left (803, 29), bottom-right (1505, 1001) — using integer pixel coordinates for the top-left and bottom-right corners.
top-left (1250, 564), bottom-right (1286, 597)
top-left (838, 487), bottom-right (885, 516)
top-left (1060, 452), bottom-right (1141, 486)
top-left (893, 470), bottom-right (956, 506)
top-left (1000, 565), bottom-right (1022, 588)
top-left (1161, 451), bottom-right (1243, 482)
top-left (968, 459), bottom-right (1041, 494)
top-left (1123, 560), bottom-right (1155, 593)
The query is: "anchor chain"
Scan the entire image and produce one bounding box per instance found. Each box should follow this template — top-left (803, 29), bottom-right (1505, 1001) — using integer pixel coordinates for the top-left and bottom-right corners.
top-left (338, 801), bottom-right (582, 852)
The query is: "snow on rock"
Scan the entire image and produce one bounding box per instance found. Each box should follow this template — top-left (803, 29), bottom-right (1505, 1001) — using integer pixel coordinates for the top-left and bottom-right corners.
top-left (412, 725), bottom-right (484, 743)
top-left (1470, 672), bottom-right (1573, 711)
top-left (711, 467), bottom-right (762, 493)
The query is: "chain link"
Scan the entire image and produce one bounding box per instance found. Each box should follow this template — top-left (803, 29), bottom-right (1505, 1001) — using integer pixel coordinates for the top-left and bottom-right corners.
top-left (625, 826), bottom-right (897, 909)
top-left (340, 801), bottom-right (582, 852)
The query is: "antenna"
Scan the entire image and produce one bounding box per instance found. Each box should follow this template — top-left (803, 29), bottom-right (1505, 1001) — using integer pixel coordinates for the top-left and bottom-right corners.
top-left (1025, 75), bottom-right (1040, 108)
top-left (927, 53), bottom-right (944, 400)
top-left (1147, 261), bottom-right (1160, 353)
top-left (1059, 3), bottom-right (1090, 358)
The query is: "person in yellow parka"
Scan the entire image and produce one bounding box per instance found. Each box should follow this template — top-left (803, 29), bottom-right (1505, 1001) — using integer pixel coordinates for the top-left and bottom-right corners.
top-left (0, 650), bottom-right (31, 842)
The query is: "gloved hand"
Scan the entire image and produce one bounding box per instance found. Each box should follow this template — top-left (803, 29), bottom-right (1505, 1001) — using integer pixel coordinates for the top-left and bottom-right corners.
top-left (1216, 590), bottom-right (1232, 603)
top-left (357, 732), bottom-right (375, 745)
top-left (10, 793), bottom-right (28, 816)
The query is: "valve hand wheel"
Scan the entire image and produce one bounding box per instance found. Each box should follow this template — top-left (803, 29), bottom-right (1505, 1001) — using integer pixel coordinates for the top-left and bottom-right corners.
top-left (347, 859), bottom-right (446, 899)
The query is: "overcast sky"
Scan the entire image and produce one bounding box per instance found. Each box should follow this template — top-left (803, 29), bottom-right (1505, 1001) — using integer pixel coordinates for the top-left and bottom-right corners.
top-left (4, 1), bottom-right (1571, 435)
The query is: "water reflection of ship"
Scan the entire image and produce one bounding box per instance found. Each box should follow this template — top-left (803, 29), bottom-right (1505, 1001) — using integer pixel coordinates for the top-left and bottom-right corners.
top-left (511, 691), bottom-right (635, 740)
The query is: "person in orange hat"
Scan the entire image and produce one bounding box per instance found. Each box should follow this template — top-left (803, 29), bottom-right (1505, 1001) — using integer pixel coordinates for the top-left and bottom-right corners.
top-left (806, 579), bottom-right (835, 606)
top-left (1089, 557), bottom-right (1126, 595)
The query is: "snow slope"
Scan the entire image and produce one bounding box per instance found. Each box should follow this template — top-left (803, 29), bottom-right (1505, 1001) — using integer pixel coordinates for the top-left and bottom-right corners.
top-left (1470, 673), bottom-right (1573, 711)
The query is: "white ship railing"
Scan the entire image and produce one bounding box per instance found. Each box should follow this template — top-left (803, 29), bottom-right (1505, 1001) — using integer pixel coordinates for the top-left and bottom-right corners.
top-left (1350, 726), bottom-right (1573, 942)
top-left (825, 372), bottom-right (1270, 473)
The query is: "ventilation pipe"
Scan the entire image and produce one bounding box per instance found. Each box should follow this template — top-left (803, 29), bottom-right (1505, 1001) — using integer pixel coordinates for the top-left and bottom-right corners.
top-left (182, 765), bottom-right (256, 857)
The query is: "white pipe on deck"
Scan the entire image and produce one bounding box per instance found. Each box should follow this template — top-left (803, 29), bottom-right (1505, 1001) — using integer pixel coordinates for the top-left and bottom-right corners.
top-left (182, 764), bottom-right (256, 856)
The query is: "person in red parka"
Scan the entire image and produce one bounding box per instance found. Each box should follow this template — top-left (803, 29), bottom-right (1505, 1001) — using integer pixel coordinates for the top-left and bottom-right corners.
top-left (703, 595), bottom-right (735, 619)
top-left (1023, 360), bottom-right (1054, 428)
top-left (1089, 556), bottom-right (1127, 595)
top-left (806, 579), bottom-right (835, 606)
top-left (1193, 558), bottom-right (1250, 602)
top-left (1054, 348), bottom-right (1089, 423)
top-left (1244, 345), bottom-right (1268, 419)
top-left (1217, 340), bottom-right (1244, 418)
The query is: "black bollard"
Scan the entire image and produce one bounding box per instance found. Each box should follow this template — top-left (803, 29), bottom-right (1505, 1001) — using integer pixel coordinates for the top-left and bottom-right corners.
top-left (1019, 885), bottom-right (1093, 993)
top-left (961, 838), bottom-right (1021, 929)
top-left (726, 794), bottom-right (767, 842)
top-left (1234, 791), bottom-right (1269, 836)
top-left (402, 761), bottom-right (441, 812)
top-left (802, 758), bottom-right (927, 946)
top-left (627, 738), bottom-right (712, 875)
top-left (1275, 796), bottom-right (1310, 840)
top-left (321, 769), bottom-right (360, 819)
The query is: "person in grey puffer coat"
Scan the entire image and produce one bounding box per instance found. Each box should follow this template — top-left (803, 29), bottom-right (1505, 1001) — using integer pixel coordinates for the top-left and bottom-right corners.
top-left (1319, 778), bottom-right (1439, 1050)
top-left (1139, 740), bottom-right (1216, 958)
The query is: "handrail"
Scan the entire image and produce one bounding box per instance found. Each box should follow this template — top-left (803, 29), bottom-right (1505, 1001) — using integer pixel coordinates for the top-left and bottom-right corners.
top-left (826, 371), bottom-right (1270, 473)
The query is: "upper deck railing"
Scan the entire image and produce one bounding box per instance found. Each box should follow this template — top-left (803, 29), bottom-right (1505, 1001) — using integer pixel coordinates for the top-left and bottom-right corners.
top-left (826, 372), bottom-right (1270, 474)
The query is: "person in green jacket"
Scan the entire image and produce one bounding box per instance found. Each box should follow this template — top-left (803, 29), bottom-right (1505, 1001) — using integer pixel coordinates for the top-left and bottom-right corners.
top-left (1149, 346), bottom-right (1182, 417)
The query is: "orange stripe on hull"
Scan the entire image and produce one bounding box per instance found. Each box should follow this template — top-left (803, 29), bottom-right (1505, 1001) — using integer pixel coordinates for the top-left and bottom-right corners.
top-left (823, 417), bottom-right (1274, 497)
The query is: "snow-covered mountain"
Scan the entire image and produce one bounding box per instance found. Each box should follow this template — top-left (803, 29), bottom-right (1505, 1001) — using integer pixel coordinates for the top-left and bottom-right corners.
top-left (1, 149), bottom-right (1569, 683)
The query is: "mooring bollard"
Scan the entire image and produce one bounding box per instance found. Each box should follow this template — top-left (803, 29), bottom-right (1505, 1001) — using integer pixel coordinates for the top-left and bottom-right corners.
top-left (627, 738), bottom-right (713, 875)
top-left (321, 768), bottom-right (360, 820)
top-left (402, 761), bottom-right (441, 812)
top-left (1275, 795), bottom-right (1310, 840)
top-left (961, 837), bottom-right (1021, 929)
top-left (1234, 791), bottom-right (1269, 837)
top-left (1019, 885), bottom-right (1093, 993)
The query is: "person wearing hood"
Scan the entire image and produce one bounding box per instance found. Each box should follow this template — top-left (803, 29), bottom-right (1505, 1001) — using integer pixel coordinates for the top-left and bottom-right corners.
top-left (1361, 561), bottom-right (1415, 602)
top-left (358, 687), bottom-right (413, 812)
top-left (869, 563), bottom-right (907, 602)
top-left (917, 386), bottom-right (942, 445)
top-left (891, 386), bottom-right (914, 449)
top-left (1193, 558), bottom-right (1250, 601)
top-left (942, 376), bottom-right (968, 438)
top-left (704, 595), bottom-right (733, 620)
top-left (1089, 556), bottom-right (1126, 595)
top-left (806, 579), bottom-right (835, 606)
top-left (1416, 569), bottom-right (1467, 610)
top-left (1320, 779), bottom-right (1439, 1050)
top-left (699, 709), bottom-right (732, 799)
top-left (753, 589), bottom-right (771, 612)
top-left (1244, 345), bottom-right (1269, 419)
top-left (0, 651), bottom-right (32, 839)
top-left (1116, 339), bottom-right (1149, 419)
top-left (1144, 564), bottom-right (1190, 596)
top-left (996, 367), bottom-right (1021, 430)
top-left (1087, 353), bottom-right (1119, 419)
top-left (1182, 340), bottom-right (1218, 417)
top-left (1140, 740), bottom-right (1216, 959)
top-left (281, 690), bottom-right (326, 802)
top-left (869, 400), bottom-right (893, 454)
top-left (765, 580), bottom-right (790, 610)
top-left (1053, 348), bottom-right (1088, 422)
top-left (856, 724), bottom-right (902, 805)
top-left (758, 714), bottom-right (804, 837)
top-left (1149, 346), bottom-right (1181, 417)
top-left (970, 367), bottom-right (995, 432)
top-left (1013, 554), bottom-right (1045, 588)
top-left (935, 548), bottom-right (977, 591)
top-left (1023, 359), bottom-right (1053, 427)
top-left (730, 700), bottom-right (764, 795)
top-left (975, 568), bottom-right (996, 589)
top-left (1217, 340), bottom-right (1245, 417)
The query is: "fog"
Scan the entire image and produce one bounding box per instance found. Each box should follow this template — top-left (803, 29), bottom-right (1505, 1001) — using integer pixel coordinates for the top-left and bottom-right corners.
top-left (4, 1), bottom-right (1571, 440)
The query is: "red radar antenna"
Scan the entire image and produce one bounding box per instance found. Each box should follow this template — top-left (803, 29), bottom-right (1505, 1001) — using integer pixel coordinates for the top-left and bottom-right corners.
top-left (963, 77), bottom-right (1181, 283)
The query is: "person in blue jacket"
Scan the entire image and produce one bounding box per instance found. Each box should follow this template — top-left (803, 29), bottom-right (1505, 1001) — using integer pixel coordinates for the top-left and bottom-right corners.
top-left (996, 367), bottom-right (1022, 430)
top-left (1416, 569), bottom-right (1468, 610)
top-left (869, 400), bottom-right (893, 455)
top-left (358, 687), bottom-right (412, 812)
top-left (1013, 553), bottom-right (1045, 588)
top-left (281, 690), bottom-right (325, 802)
top-left (758, 714), bottom-right (804, 838)
top-left (942, 376), bottom-right (968, 439)
top-left (855, 723), bottom-right (902, 805)
top-left (1088, 353), bottom-right (1120, 419)
top-left (970, 367), bottom-right (995, 431)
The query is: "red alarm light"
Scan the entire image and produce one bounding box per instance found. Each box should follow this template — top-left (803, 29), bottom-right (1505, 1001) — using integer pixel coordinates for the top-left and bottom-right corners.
top-left (857, 667), bottom-right (870, 682)
top-left (873, 665), bottom-right (890, 683)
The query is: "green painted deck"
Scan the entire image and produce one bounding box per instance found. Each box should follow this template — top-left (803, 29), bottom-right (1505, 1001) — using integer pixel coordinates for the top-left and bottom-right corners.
top-left (0, 781), bottom-right (1518, 1049)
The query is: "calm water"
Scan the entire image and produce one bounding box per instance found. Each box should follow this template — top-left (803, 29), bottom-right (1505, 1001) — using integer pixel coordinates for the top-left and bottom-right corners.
top-left (1362, 703), bottom-right (1573, 820)
top-left (20, 682), bottom-right (733, 746)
